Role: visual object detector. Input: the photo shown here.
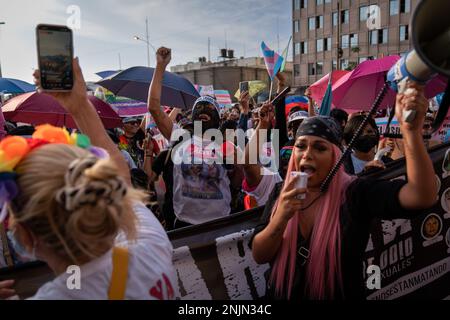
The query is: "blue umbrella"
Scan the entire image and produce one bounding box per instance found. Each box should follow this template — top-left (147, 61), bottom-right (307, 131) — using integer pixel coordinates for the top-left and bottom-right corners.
top-left (97, 66), bottom-right (200, 110)
top-left (96, 70), bottom-right (121, 79)
top-left (0, 78), bottom-right (35, 94)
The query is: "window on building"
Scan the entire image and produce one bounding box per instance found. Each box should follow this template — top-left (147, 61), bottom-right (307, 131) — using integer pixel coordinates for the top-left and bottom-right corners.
top-left (390, 0), bottom-right (399, 15)
top-left (360, 6), bottom-right (369, 21)
top-left (301, 41), bottom-right (308, 54)
top-left (316, 62), bottom-right (323, 75)
top-left (399, 25), bottom-right (409, 41)
top-left (294, 64), bottom-right (300, 77)
top-left (370, 29), bottom-right (388, 45)
top-left (358, 56), bottom-right (374, 63)
top-left (340, 59), bottom-right (349, 70)
top-left (341, 34), bottom-right (349, 49)
top-left (324, 0), bottom-right (331, 3)
top-left (332, 12), bottom-right (338, 26)
top-left (295, 42), bottom-right (301, 56)
top-left (294, 0), bottom-right (300, 10)
top-left (308, 63), bottom-right (316, 75)
top-left (381, 28), bottom-right (388, 44)
top-left (316, 15), bottom-right (324, 29)
top-left (324, 37), bottom-right (332, 51)
top-left (341, 10), bottom-right (349, 24)
top-left (350, 33), bottom-right (358, 48)
top-left (316, 0), bottom-right (323, 5)
top-left (316, 39), bottom-right (324, 52)
top-left (332, 60), bottom-right (337, 70)
top-left (400, 0), bottom-right (410, 13)
top-left (309, 17), bottom-right (315, 30)
top-left (370, 30), bottom-right (377, 45)
top-left (301, 0), bottom-right (307, 8)
top-left (294, 20), bottom-right (300, 33)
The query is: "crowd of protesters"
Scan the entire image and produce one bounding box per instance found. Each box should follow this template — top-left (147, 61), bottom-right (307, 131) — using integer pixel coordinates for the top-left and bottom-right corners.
top-left (0, 46), bottom-right (444, 300)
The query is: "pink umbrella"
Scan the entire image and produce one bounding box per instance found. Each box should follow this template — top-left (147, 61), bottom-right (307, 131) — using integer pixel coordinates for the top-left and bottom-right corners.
top-left (109, 99), bottom-right (148, 117)
top-left (332, 55), bottom-right (448, 111)
top-left (2, 92), bottom-right (122, 129)
top-left (308, 70), bottom-right (349, 107)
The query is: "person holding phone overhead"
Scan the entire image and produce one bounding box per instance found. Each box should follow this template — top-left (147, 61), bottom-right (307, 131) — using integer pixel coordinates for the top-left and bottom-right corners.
top-left (36, 25), bottom-right (74, 91)
top-left (0, 26), bottom-right (176, 300)
top-left (250, 83), bottom-right (437, 300)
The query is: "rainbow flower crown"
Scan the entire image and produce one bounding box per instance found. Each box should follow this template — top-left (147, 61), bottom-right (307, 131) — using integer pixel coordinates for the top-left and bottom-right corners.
top-left (0, 124), bottom-right (108, 223)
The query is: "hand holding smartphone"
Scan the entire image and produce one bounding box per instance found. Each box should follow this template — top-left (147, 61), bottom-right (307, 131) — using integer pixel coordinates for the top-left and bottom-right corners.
top-left (240, 81), bottom-right (249, 94)
top-left (36, 24), bottom-right (74, 91)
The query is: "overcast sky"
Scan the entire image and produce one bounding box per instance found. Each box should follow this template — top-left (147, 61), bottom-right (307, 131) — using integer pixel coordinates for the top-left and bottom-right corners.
top-left (0, 0), bottom-right (292, 83)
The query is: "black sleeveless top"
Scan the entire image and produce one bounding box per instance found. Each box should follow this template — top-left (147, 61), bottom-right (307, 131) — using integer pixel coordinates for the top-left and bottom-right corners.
top-left (251, 177), bottom-right (423, 300)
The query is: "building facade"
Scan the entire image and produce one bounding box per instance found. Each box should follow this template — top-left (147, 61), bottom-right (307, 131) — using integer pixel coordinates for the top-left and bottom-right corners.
top-left (171, 57), bottom-right (293, 101)
top-left (292, 0), bottom-right (418, 88)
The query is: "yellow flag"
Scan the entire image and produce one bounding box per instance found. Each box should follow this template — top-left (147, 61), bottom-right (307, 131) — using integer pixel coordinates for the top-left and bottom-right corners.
top-left (235, 81), bottom-right (267, 99)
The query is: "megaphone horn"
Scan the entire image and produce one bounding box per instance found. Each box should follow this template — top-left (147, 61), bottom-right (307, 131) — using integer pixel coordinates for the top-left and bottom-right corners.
top-left (387, 0), bottom-right (450, 124)
top-left (413, 0), bottom-right (450, 77)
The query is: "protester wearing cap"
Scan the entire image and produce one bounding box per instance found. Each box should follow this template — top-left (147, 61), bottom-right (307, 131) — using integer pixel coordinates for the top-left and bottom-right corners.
top-left (118, 116), bottom-right (145, 169)
top-left (147, 47), bottom-right (244, 229)
top-left (287, 111), bottom-right (309, 144)
top-left (250, 83), bottom-right (437, 300)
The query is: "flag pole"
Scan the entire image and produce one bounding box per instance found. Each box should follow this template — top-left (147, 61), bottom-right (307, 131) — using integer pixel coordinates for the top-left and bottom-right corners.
top-left (269, 80), bottom-right (273, 102)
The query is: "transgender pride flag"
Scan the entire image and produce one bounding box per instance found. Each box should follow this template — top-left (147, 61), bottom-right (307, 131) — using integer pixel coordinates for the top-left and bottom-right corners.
top-left (214, 90), bottom-right (233, 108)
top-left (261, 41), bottom-right (284, 81)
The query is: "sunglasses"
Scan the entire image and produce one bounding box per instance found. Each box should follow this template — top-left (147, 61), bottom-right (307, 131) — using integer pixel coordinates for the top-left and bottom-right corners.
top-left (125, 121), bottom-right (140, 126)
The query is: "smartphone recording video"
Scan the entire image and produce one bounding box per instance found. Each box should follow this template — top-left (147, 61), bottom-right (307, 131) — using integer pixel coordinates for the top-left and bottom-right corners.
top-left (36, 24), bottom-right (74, 91)
top-left (240, 81), bottom-right (249, 94)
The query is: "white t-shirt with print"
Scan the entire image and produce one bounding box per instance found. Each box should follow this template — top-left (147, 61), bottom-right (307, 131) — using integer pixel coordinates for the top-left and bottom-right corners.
top-left (171, 131), bottom-right (232, 225)
top-left (29, 203), bottom-right (177, 300)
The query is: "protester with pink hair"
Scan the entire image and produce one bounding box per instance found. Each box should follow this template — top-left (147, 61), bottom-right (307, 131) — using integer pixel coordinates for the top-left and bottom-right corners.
top-left (250, 83), bottom-right (437, 300)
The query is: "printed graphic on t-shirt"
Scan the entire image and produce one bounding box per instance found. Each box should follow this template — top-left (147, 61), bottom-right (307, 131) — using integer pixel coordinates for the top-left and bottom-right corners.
top-left (180, 163), bottom-right (224, 200)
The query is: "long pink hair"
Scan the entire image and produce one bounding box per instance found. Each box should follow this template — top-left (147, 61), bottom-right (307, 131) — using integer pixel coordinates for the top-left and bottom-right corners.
top-left (269, 143), bottom-right (354, 299)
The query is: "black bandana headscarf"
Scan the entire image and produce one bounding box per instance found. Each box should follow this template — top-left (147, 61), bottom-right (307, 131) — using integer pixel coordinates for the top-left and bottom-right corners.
top-left (295, 116), bottom-right (343, 147)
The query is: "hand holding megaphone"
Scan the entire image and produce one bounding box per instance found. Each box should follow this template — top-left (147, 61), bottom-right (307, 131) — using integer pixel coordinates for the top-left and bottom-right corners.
top-left (394, 82), bottom-right (428, 132)
top-left (385, 0), bottom-right (450, 126)
top-left (387, 51), bottom-right (436, 124)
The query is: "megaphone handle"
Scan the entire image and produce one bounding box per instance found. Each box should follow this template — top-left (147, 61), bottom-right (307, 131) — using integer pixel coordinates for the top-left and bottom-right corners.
top-left (398, 78), bottom-right (417, 124)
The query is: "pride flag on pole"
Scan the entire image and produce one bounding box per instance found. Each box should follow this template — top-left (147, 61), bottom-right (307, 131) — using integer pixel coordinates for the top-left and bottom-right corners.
top-left (261, 41), bottom-right (284, 81)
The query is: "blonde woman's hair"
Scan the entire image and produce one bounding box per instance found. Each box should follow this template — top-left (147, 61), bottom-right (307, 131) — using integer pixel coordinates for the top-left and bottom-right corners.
top-left (12, 144), bottom-right (145, 265)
